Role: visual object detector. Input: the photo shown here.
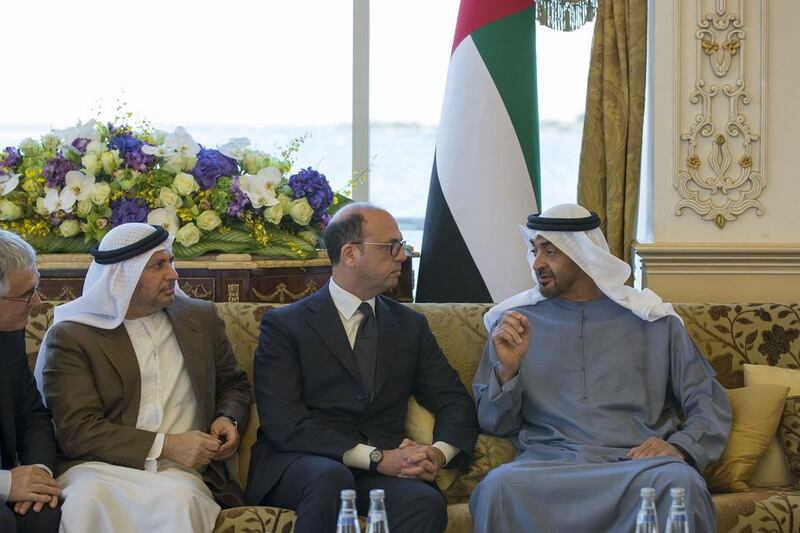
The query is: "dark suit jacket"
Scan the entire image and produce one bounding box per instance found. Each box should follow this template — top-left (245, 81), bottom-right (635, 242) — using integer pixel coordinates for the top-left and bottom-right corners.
top-left (41, 295), bottom-right (251, 507)
top-left (245, 284), bottom-right (478, 504)
top-left (0, 330), bottom-right (56, 472)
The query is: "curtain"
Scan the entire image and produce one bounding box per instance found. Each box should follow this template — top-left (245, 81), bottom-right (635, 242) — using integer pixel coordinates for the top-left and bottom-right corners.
top-left (577, 0), bottom-right (647, 273)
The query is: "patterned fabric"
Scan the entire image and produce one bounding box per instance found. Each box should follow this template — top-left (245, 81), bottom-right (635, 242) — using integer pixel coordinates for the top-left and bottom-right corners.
top-left (214, 506), bottom-right (367, 533)
top-left (24, 301), bottom-right (800, 533)
top-left (674, 304), bottom-right (800, 389)
top-left (714, 489), bottom-right (800, 532)
top-left (779, 396), bottom-right (800, 488)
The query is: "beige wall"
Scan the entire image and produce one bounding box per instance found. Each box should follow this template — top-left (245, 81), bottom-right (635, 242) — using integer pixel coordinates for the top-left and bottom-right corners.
top-left (637, 0), bottom-right (800, 302)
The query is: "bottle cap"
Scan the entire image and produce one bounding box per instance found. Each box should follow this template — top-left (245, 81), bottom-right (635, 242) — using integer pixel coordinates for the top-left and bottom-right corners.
top-left (370, 489), bottom-right (385, 499)
top-left (640, 487), bottom-right (656, 497)
top-left (670, 487), bottom-right (685, 497)
top-left (340, 489), bottom-right (356, 500)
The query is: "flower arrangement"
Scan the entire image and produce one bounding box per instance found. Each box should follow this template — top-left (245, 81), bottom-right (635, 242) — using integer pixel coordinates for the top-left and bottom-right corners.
top-left (0, 120), bottom-right (348, 259)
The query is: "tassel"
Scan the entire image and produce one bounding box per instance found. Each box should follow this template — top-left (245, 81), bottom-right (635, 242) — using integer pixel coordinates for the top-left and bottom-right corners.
top-left (536, 0), bottom-right (598, 32)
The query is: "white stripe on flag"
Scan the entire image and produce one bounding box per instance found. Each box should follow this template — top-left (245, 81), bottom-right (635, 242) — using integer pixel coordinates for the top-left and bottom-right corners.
top-left (435, 35), bottom-right (538, 302)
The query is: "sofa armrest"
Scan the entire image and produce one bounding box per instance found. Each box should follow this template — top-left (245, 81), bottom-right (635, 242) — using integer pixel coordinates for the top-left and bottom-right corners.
top-left (436, 433), bottom-right (517, 504)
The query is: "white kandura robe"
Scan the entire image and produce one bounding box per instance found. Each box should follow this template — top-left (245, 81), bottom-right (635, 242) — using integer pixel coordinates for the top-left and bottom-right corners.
top-left (470, 296), bottom-right (732, 533)
top-left (58, 311), bottom-right (220, 533)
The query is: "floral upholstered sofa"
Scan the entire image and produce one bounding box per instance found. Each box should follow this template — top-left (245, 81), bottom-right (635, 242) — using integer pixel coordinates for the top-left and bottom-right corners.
top-left (23, 302), bottom-right (800, 533)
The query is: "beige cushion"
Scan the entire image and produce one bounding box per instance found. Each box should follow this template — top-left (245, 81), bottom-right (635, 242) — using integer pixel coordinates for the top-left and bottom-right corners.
top-left (748, 437), bottom-right (795, 488)
top-left (744, 364), bottom-right (800, 394)
top-left (705, 384), bottom-right (789, 492)
top-left (743, 363), bottom-right (800, 486)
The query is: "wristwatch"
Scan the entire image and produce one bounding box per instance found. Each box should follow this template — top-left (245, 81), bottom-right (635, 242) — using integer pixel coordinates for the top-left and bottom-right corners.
top-left (217, 413), bottom-right (238, 429)
top-left (368, 448), bottom-right (384, 472)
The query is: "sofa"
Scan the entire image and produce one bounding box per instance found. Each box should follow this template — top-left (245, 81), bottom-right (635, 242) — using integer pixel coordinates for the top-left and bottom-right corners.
top-left (22, 301), bottom-right (800, 532)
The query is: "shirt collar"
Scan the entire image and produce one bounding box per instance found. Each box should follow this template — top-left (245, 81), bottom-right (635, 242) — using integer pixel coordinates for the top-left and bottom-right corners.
top-left (329, 276), bottom-right (375, 320)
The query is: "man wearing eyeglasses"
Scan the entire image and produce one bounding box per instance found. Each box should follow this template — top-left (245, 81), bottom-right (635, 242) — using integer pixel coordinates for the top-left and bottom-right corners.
top-left (0, 229), bottom-right (61, 532)
top-left (246, 203), bottom-right (478, 533)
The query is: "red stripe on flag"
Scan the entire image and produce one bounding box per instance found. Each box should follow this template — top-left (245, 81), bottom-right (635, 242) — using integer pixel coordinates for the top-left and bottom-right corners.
top-left (452, 0), bottom-right (534, 54)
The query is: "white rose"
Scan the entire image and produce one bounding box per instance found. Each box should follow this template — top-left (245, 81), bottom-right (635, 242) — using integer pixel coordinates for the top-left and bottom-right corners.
top-left (172, 172), bottom-right (200, 196)
top-left (159, 187), bottom-right (183, 209)
top-left (175, 223), bottom-right (201, 247)
top-left (81, 153), bottom-right (101, 176)
top-left (35, 198), bottom-right (49, 215)
top-left (59, 219), bottom-right (81, 237)
top-left (100, 150), bottom-right (122, 174)
top-left (76, 199), bottom-right (93, 216)
top-left (0, 200), bottom-right (23, 220)
top-left (242, 149), bottom-right (268, 175)
top-left (196, 210), bottom-right (222, 232)
top-left (147, 208), bottom-right (180, 235)
top-left (288, 198), bottom-right (313, 226)
top-left (92, 183), bottom-right (111, 205)
top-left (264, 203), bottom-right (284, 225)
top-left (277, 193), bottom-right (292, 210)
top-left (85, 140), bottom-right (104, 155)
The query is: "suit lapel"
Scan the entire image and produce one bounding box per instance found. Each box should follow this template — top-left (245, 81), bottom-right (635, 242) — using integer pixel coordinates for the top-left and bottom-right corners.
top-left (164, 298), bottom-right (206, 417)
top-left (373, 296), bottom-right (398, 398)
top-left (97, 326), bottom-right (142, 427)
top-left (305, 284), bottom-right (363, 385)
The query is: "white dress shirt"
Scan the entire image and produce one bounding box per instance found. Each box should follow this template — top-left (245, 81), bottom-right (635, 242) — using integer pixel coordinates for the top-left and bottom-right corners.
top-left (328, 277), bottom-right (459, 469)
top-left (123, 311), bottom-right (202, 473)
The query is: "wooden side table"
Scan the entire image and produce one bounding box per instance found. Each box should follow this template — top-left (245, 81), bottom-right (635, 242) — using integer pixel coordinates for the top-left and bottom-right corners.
top-left (36, 253), bottom-right (415, 303)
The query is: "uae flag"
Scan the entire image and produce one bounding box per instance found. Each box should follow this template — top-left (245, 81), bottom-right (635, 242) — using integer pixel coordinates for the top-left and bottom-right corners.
top-left (416, 0), bottom-right (541, 303)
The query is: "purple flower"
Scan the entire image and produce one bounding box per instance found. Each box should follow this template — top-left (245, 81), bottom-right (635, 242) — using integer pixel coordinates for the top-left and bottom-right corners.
top-left (110, 197), bottom-right (149, 227)
top-left (71, 138), bottom-right (91, 154)
top-left (1, 147), bottom-right (21, 171)
top-left (226, 177), bottom-right (251, 218)
top-left (192, 148), bottom-right (239, 190)
top-left (288, 168), bottom-right (334, 222)
top-left (109, 133), bottom-right (155, 171)
top-left (42, 154), bottom-right (77, 188)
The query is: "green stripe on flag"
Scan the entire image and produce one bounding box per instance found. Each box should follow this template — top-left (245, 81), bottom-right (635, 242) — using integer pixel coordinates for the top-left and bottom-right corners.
top-left (471, 7), bottom-right (541, 211)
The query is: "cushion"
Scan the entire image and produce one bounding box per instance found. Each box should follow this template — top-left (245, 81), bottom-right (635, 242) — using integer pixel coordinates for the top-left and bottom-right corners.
top-left (778, 396), bottom-right (800, 487)
top-left (743, 363), bottom-right (800, 486)
top-left (705, 384), bottom-right (789, 492)
top-left (744, 364), bottom-right (800, 395)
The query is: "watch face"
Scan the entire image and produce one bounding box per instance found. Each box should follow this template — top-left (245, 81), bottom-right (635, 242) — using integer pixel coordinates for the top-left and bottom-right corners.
top-left (370, 449), bottom-right (383, 463)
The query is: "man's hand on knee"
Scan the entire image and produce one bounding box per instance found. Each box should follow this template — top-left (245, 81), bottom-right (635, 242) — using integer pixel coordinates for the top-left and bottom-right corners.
top-left (627, 437), bottom-right (685, 460)
top-left (161, 431), bottom-right (221, 469)
top-left (8, 465), bottom-right (61, 513)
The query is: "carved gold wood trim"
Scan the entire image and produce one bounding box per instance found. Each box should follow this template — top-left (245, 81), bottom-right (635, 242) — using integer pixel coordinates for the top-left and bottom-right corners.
top-left (675, 0), bottom-right (766, 229)
top-left (227, 284), bottom-right (240, 303)
top-left (179, 281), bottom-right (213, 300)
top-left (251, 281), bottom-right (319, 304)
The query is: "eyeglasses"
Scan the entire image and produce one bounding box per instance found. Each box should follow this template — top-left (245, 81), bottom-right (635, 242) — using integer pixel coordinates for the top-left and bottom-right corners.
top-left (1, 284), bottom-right (40, 305)
top-left (352, 240), bottom-right (411, 257)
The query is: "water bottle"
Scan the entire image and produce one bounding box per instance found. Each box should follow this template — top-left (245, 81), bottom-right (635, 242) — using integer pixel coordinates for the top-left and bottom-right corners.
top-left (665, 487), bottom-right (689, 532)
top-left (366, 489), bottom-right (390, 533)
top-left (336, 489), bottom-right (361, 533)
top-left (635, 487), bottom-right (659, 533)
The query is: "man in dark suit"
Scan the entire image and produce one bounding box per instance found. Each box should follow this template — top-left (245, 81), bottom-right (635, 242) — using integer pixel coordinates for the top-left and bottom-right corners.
top-left (246, 203), bottom-right (478, 533)
top-left (0, 229), bottom-right (61, 532)
top-left (38, 223), bottom-right (251, 533)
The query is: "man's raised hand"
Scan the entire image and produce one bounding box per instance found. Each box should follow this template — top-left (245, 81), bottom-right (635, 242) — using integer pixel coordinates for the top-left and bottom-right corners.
top-left (492, 311), bottom-right (530, 384)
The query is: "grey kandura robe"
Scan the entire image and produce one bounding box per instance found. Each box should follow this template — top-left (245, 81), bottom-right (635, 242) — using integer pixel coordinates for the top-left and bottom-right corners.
top-left (470, 296), bottom-right (732, 532)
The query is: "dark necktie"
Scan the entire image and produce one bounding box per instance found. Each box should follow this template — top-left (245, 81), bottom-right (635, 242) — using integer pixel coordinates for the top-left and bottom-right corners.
top-left (353, 302), bottom-right (378, 400)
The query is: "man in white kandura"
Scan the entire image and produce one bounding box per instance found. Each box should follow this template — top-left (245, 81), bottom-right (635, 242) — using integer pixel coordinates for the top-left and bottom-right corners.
top-left (36, 223), bottom-right (251, 533)
top-left (470, 203), bottom-right (732, 532)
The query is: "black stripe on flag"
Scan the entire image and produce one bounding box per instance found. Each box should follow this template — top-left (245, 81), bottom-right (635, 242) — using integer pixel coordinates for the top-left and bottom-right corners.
top-left (416, 156), bottom-right (492, 303)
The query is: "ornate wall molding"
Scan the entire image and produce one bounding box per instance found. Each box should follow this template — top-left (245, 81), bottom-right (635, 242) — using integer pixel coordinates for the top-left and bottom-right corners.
top-left (674, 0), bottom-right (766, 229)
